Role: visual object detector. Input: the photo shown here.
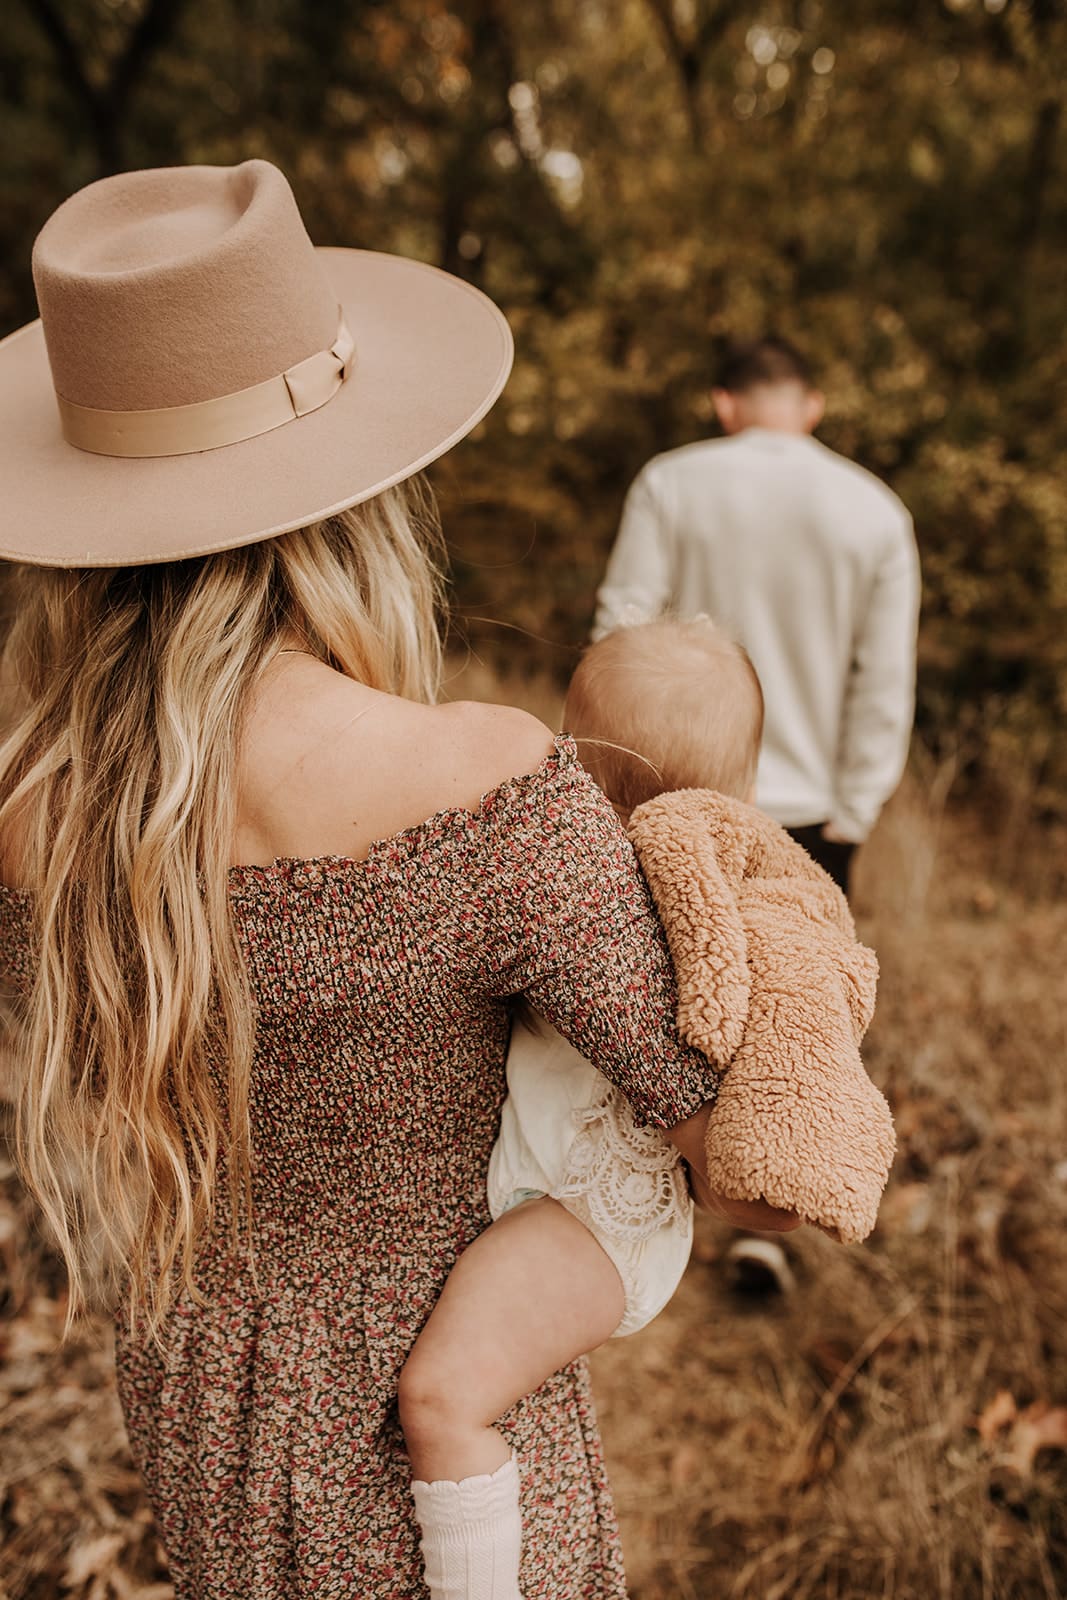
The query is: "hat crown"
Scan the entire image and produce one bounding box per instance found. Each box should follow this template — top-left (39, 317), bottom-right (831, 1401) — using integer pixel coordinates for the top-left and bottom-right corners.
top-left (32, 161), bottom-right (338, 411)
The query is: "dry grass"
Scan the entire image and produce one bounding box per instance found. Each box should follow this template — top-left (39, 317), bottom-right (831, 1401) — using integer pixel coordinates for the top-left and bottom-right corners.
top-left (2, 666), bottom-right (1066, 1599)
top-left (591, 773), bottom-right (1067, 1600)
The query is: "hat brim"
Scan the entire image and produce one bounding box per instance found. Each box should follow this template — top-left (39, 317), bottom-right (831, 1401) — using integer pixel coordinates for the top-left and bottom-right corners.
top-left (0, 248), bottom-right (513, 568)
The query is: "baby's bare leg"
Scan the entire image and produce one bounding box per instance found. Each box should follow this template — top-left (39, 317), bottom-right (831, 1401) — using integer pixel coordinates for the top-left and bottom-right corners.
top-left (398, 1196), bottom-right (625, 1483)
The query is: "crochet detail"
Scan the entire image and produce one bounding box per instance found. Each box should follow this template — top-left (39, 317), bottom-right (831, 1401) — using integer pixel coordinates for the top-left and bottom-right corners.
top-left (556, 1083), bottom-right (691, 1248)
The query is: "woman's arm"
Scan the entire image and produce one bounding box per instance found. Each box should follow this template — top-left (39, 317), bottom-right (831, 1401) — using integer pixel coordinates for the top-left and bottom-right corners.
top-left (482, 740), bottom-right (716, 1128)
top-left (476, 737), bottom-right (804, 1231)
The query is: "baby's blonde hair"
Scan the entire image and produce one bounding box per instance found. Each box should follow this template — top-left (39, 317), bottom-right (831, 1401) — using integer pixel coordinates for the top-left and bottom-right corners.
top-left (564, 617), bottom-right (763, 813)
top-left (0, 475), bottom-right (445, 1337)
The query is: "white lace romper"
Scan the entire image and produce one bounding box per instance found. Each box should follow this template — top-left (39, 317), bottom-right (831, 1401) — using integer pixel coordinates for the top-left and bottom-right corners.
top-left (487, 1011), bottom-right (694, 1337)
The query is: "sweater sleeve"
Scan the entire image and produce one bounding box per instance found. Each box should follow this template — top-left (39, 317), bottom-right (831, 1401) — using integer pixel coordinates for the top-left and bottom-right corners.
top-left (592, 463), bottom-right (674, 640)
top-left (478, 739), bottom-right (718, 1128)
top-left (832, 509), bottom-right (921, 841)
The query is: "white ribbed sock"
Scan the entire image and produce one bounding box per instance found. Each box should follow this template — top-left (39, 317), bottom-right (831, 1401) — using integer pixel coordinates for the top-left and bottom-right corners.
top-left (411, 1454), bottom-right (523, 1600)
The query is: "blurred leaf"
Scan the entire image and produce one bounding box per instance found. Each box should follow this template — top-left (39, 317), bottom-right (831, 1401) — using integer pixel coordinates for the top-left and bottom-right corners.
top-left (976, 1387), bottom-right (1017, 1444)
top-left (1002, 1402), bottom-right (1067, 1478)
top-left (62, 1532), bottom-right (126, 1590)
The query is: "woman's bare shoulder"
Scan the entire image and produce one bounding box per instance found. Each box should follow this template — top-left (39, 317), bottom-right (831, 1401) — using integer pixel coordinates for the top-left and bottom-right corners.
top-left (235, 659), bottom-right (555, 866)
top-left (360, 696), bottom-right (557, 832)
top-left (433, 699), bottom-right (557, 799)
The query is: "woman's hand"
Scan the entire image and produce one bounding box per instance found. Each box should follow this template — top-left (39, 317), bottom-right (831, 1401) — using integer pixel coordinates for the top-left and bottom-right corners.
top-left (688, 1164), bottom-right (804, 1232)
top-left (667, 1102), bottom-right (804, 1233)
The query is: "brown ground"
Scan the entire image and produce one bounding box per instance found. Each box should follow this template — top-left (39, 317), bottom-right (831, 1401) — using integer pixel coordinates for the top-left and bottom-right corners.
top-left (2, 664), bottom-right (1065, 1599)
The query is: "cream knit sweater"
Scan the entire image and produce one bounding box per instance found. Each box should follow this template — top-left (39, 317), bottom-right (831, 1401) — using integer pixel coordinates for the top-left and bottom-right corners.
top-left (594, 429), bottom-right (921, 842)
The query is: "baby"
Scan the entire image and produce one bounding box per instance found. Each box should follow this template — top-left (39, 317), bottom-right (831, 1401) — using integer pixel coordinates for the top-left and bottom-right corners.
top-left (399, 618), bottom-right (892, 1600)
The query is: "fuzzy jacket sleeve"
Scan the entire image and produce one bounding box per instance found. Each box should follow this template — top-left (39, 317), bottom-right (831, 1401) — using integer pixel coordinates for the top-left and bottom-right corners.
top-left (627, 790), bottom-right (895, 1243)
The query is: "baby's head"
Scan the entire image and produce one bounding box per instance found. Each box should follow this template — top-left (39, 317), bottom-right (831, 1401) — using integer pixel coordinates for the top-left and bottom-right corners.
top-left (564, 617), bottom-right (763, 818)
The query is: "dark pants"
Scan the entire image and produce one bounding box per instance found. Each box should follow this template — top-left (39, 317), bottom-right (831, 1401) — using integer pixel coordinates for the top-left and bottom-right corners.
top-left (786, 824), bottom-right (856, 899)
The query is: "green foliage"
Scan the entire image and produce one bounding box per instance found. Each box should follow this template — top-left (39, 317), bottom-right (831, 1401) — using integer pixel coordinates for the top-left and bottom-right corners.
top-left (2, 0), bottom-right (1065, 795)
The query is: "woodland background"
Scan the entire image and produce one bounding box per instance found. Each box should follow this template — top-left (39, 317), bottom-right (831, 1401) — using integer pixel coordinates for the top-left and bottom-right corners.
top-left (2, 0), bottom-right (1067, 794)
top-left (2, 2), bottom-right (1067, 1598)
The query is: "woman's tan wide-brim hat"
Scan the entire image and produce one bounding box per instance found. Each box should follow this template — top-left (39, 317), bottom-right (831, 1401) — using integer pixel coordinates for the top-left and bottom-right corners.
top-left (0, 159), bottom-right (513, 568)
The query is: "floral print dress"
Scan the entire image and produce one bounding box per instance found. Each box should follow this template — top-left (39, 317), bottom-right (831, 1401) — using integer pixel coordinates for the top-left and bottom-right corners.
top-left (0, 738), bottom-right (717, 1599)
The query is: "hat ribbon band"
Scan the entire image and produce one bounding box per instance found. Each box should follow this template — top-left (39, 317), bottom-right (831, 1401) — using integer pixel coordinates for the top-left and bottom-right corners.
top-left (56, 313), bottom-right (355, 460)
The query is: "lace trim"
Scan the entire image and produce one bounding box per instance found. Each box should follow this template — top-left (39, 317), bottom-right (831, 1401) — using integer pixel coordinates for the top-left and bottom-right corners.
top-left (555, 1083), bottom-right (692, 1245)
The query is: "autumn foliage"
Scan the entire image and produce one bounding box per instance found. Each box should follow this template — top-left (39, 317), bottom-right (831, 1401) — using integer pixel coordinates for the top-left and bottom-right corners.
top-left (2, 0), bottom-right (1066, 797)
top-left (1, 3), bottom-right (1066, 1596)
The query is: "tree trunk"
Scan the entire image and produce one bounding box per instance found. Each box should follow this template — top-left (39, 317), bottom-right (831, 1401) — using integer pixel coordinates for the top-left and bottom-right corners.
top-left (21, 0), bottom-right (187, 176)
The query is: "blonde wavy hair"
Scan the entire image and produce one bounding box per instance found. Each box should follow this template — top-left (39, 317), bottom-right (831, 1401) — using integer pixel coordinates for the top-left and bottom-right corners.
top-left (0, 476), bottom-right (445, 1336)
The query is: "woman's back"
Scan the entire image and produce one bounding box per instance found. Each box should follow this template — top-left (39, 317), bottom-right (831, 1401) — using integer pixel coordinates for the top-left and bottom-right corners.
top-left (0, 672), bottom-right (657, 1598)
top-left (0, 576), bottom-right (709, 1600)
top-left (0, 659), bottom-right (711, 1598)
top-left (107, 701), bottom-right (705, 1598)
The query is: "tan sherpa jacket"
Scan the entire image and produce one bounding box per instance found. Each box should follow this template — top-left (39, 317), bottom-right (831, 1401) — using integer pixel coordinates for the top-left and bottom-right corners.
top-left (627, 790), bottom-right (895, 1244)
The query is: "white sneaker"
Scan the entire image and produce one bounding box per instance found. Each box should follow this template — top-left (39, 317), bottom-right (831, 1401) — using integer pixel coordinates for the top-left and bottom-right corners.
top-left (723, 1236), bottom-right (795, 1296)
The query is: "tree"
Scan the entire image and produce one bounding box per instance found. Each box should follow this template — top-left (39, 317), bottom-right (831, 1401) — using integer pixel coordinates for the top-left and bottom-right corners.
top-left (2, 0), bottom-right (1064, 797)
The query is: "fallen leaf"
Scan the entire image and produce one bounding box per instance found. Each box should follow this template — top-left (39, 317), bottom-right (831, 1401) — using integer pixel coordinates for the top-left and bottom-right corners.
top-left (1002, 1402), bottom-right (1067, 1477)
top-left (61, 1532), bottom-right (126, 1590)
top-left (669, 1442), bottom-right (700, 1490)
top-left (877, 1181), bottom-right (933, 1235)
top-left (977, 1388), bottom-right (1017, 1443)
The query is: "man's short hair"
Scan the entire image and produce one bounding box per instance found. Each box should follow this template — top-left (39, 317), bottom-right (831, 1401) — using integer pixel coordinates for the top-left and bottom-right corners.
top-left (716, 336), bottom-right (814, 393)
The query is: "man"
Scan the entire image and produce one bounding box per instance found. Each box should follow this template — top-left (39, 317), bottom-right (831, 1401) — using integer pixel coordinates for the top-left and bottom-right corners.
top-left (593, 336), bottom-right (920, 896)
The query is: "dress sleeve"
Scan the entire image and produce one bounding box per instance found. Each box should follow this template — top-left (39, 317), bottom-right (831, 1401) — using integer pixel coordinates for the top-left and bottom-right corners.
top-left (477, 739), bottom-right (718, 1128)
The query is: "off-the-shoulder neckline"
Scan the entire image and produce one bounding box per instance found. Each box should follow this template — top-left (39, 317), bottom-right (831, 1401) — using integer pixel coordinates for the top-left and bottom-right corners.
top-left (0, 734), bottom-right (579, 901)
